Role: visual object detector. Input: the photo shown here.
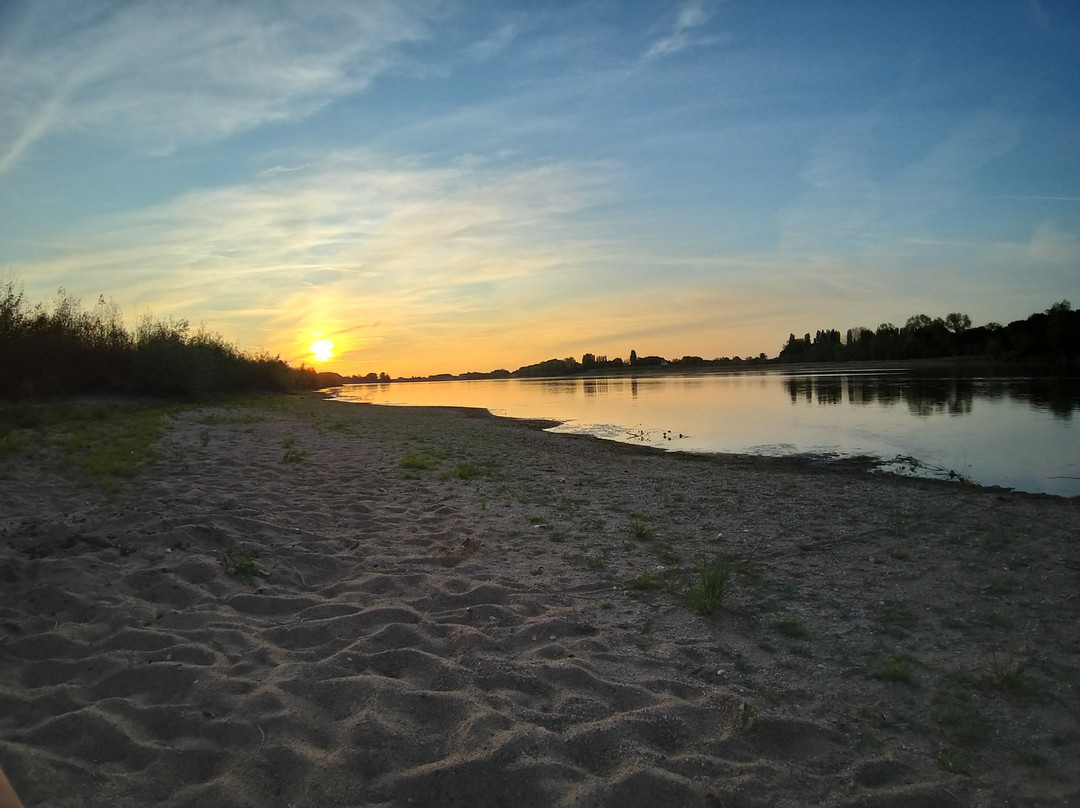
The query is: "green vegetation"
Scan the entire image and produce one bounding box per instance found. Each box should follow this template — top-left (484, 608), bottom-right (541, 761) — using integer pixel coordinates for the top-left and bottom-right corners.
top-left (687, 556), bottom-right (733, 616)
top-left (0, 399), bottom-right (174, 490)
top-left (937, 753), bottom-right (972, 776)
top-left (401, 453), bottom-right (438, 470)
top-left (986, 651), bottom-right (1028, 694)
top-left (869, 652), bottom-right (918, 686)
top-left (279, 435), bottom-right (309, 463)
top-left (771, 616), bottom-right (814, 640)
top-left (622, 572), bottom-right (668, 592)
top-left (220, 544), bottom-right (265, 584)
top-left (1, 281), bottom-right (321, 399)
top-left (443, 461), bottom-right (486, 480)
top-left (735, 701), bottom-right (758, 731)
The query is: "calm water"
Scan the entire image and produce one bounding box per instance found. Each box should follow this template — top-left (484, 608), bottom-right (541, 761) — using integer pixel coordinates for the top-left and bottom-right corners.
top-left (331, 370), bottom-right (1080, 497)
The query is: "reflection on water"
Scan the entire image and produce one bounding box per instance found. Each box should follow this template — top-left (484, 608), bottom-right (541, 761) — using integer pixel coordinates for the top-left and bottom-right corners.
top-left (332, 370), bottom-right (1080, 497)
top-left (785, 376), bottom-right (976, 416)
top-left (783, 373), bottom-right (1079, 420)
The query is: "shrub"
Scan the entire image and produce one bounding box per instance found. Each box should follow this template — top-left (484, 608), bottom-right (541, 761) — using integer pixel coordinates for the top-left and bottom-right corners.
top-left (0, 280), bottom-right (322, 399)
top-left (688, 556), bottom-right (733, 616)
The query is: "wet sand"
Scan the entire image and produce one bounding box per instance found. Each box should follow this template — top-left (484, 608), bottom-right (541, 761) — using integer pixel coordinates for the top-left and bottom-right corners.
top-left (1, 396), bottom-right (1078, 806)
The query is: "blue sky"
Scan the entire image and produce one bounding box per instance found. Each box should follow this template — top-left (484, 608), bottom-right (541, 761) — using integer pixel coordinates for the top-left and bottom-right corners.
top-left (2, 0), bottom-right (1078, 375)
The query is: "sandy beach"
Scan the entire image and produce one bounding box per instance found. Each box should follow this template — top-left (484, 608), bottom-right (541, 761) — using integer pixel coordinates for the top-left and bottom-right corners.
top-left (1, 395), bottom-right (1078, 807)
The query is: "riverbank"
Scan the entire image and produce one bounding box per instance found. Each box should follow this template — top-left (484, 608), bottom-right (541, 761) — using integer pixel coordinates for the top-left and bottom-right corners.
top-left (1, 396), bottom-right (1078, 806)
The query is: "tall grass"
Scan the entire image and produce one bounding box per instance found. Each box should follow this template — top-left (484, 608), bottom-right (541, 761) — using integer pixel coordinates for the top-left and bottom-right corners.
top-left (1, 281), bottom-right (320, 399)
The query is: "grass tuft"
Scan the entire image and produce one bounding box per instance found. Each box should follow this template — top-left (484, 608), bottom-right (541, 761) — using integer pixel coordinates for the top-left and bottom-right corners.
top-left (444, 461), bottom-right (485, 480)
top-left (771, 616), bottom-right (814, 640)
top-left (869, 652), bottom-right (918, 686)
top-left (401, 453), bottom-right (437, 470)
top-left (623, 572), bottom-right (667, 592)
top-left (687, 556), bottom-right (733, 616)
top-left (220, 544), bottom-right (265, 584)
top-left (280, 437), bottom-right (309, 463)
top-left (987, 650), bottom-right (1027, 694)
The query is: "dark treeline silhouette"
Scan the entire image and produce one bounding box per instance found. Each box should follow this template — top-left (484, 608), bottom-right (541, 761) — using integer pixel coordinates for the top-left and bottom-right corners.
top-left (1, 282), bottom-right (322, 399)
top-left (508, 350), bottom-right (768, 380)
top-left (315, 370), bottom-right (393, 386)
top-left (777, 302), bottom-right (1079, 364)
top-left (384, 351), bottom-right (769, 383)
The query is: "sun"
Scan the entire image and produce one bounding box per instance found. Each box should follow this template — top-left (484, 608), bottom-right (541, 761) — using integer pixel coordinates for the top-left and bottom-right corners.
top-left (309, 338), bottom-right (334, 363)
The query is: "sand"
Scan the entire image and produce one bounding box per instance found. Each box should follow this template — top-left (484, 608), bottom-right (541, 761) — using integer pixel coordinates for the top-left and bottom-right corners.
top-left (1, 395), bottom-right (1078, 807)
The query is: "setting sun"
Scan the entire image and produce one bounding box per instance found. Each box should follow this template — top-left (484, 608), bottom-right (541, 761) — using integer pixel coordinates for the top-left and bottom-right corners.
top-left (309, 338), bottom-right (334, 362)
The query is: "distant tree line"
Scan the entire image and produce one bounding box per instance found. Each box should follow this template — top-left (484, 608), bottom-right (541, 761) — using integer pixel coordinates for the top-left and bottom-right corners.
top-left (777, 302), bottom-right (1079, 364)
top-left (1, 282), bottom-right (322, 399)
top-left (317, 370), bottom-right (392, 386)
top-left (510, 349), bottom-right (769, 379)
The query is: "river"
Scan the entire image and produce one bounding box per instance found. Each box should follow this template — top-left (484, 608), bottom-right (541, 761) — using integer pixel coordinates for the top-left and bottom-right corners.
top-left (330, 369), bottom-right (1080, 497)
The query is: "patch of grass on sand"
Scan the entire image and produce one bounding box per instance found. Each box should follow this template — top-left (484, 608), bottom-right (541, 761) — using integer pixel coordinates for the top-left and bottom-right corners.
top-left (986, 650), bottom-right (1028, 695)
top-left (623, 572), bottom-right (668, 592)
top-left (687, 556), bottom-right (733, 616)
top-left (198, 412), bottom-right (266, 426)
top-left (1, 400), bottom-right (174, 490)
top-left (565, 553), bottom-right (606, 570)
top-left (401, 453), bottom-right (438, 471)
top-left (280, 436), bottom-right (308, 463)
top-left (629, 515), bottom-right (651, 539)
top-left (220, 544), bottom-right (265, 584)
top-left (869, 652), bottom-right (919, 687)
top-left (655, 546), bottom-right (680, 566)
top-left (442, 461), bottom-right (486, 480)
top-left (937, 752), bottom-right (972, 776)
top-left (771, 616), bottom-right (814, 641)
top-left (734, 701), bottom-right (758, 730)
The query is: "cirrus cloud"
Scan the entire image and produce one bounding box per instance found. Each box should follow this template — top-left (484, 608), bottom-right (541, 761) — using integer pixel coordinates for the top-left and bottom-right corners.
top-left (0, 0), bottom-right (443, 174)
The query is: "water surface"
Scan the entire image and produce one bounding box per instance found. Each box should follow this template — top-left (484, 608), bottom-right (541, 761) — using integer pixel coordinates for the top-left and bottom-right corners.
top-left (331, 370), bottom-right (1080, 497)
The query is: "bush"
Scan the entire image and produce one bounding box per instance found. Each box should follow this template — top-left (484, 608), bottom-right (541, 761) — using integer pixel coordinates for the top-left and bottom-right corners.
top-left (0, 280), bottom-right (321, 399)
top-left (688, 556), bottom-right (733, 616)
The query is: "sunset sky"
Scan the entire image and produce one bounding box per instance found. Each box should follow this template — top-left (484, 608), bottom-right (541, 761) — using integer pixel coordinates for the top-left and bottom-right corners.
top-left (2, 1), bottom-right (1078, 376)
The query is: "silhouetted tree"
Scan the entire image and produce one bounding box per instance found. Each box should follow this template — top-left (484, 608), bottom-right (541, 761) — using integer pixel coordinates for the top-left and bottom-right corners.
top-left (944, 312), bottom-right (971, 334)
top-left (778, 304), bottom-right (1077, 364)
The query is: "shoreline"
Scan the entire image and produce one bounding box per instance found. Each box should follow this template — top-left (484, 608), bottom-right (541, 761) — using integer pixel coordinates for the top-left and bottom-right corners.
top-left (2, 395), bottom-right (1078, 806)
top-left (357, 399), bottom-right (1076, 500)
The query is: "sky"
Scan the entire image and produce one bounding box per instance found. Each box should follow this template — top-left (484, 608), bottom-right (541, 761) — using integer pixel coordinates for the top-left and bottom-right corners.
top-left (2, 0), bottom-right (1078, 377)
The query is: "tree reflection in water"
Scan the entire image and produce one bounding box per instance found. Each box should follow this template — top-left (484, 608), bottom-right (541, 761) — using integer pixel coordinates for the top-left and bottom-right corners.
top-left (783, 373), bottom-right (1078, 420)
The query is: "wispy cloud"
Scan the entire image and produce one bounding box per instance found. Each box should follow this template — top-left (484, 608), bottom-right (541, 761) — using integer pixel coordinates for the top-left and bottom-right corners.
top-left (0, 0), bottom-right (442, 175)
top-left (644, 0), bottom-right (727, 60)
top-left (467, 23), bottom-right (521, 61)
top-left (776, 109), bottom-right (1025, 255)
top-left (18, 148), bottom-right (615, 366)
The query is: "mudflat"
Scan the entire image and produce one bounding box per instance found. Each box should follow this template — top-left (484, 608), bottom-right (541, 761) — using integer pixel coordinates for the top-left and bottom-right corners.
top-left (1, 395), bottom-right (1077, 807)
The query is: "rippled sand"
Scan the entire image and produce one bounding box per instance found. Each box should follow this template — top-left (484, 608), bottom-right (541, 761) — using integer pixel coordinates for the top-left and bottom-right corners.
top-left (2, 396), bottom-right (1077, 806)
